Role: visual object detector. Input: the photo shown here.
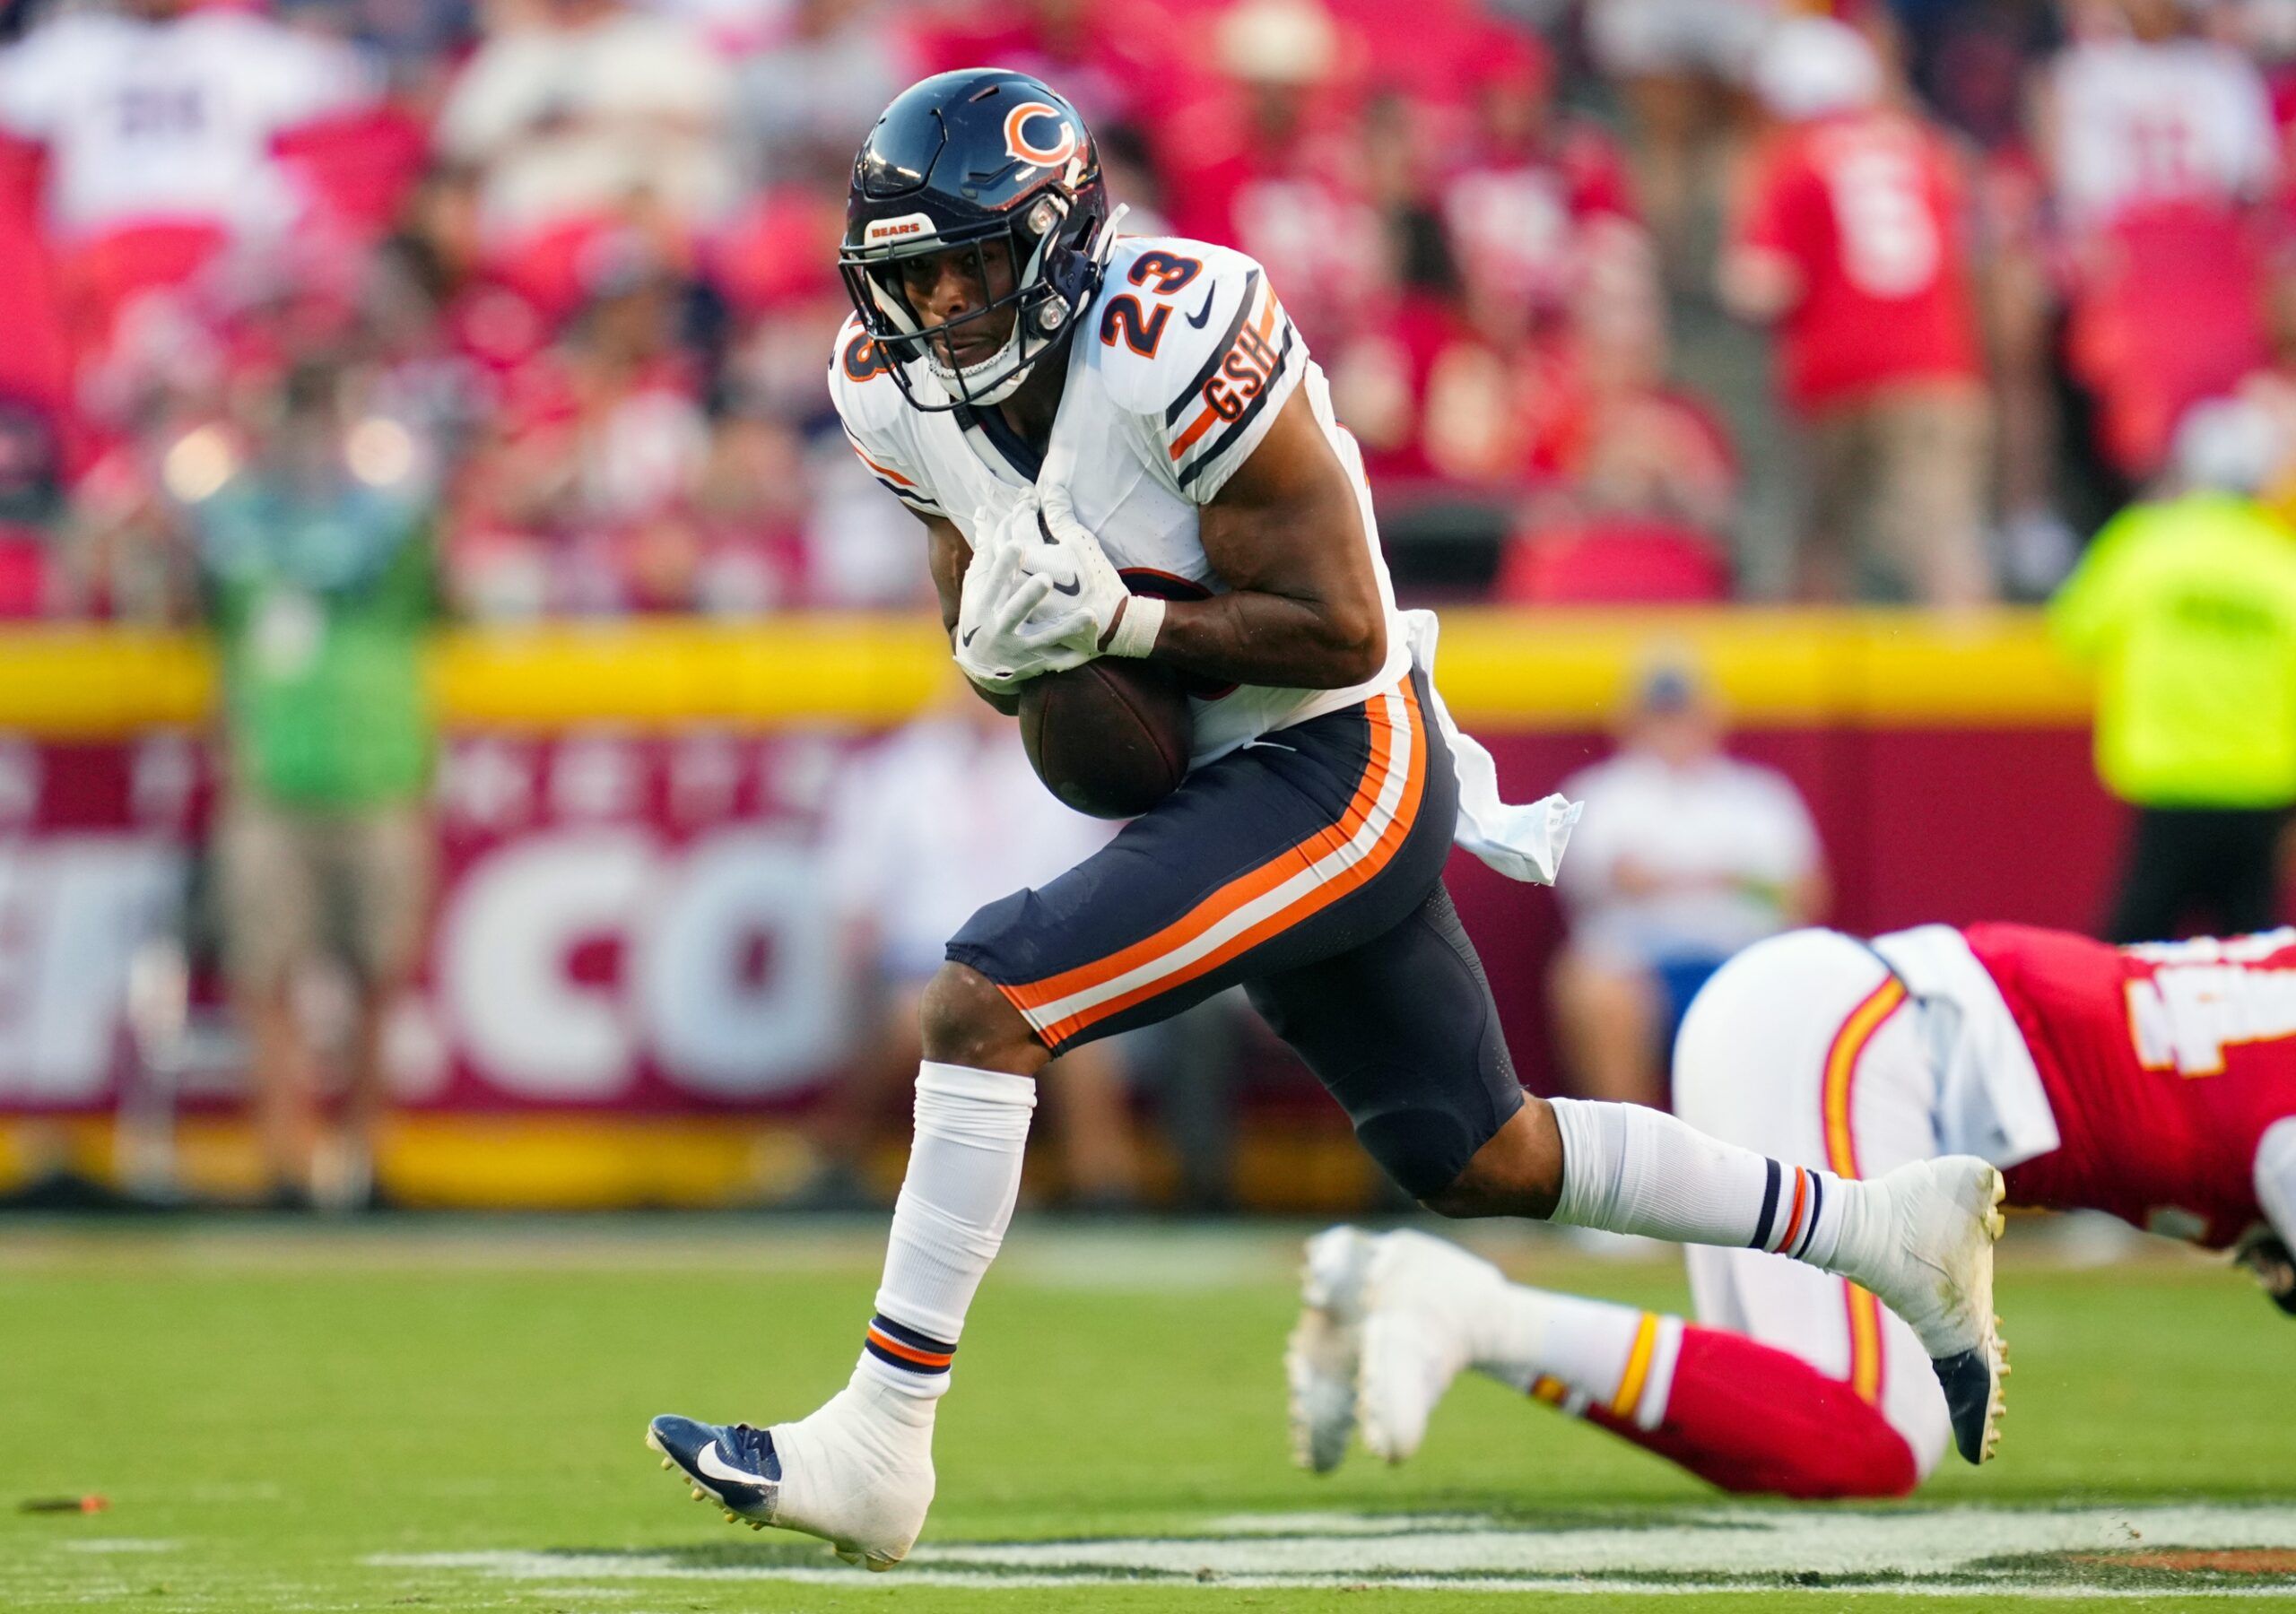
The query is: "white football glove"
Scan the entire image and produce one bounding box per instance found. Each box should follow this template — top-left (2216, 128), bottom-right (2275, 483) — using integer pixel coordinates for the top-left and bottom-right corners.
top-left (953, 499), bottom-right (1094, 693)
top-left (1021, 482), bottom-right (1165, 658)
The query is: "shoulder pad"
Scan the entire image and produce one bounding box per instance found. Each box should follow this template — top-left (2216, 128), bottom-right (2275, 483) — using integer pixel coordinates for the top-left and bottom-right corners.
top-left (827, 316), bottom-right (907, 432)
top-left (1090, 239), bottom-right (1286, 412)
top-left (1088, 237), bottom-right (1303, 500)
top-left (828, 316), bottom-right (945, 516)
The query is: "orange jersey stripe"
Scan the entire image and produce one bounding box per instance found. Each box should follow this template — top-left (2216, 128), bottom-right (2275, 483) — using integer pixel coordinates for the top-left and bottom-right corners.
top-left (1821, 975), bottom-right (1907, 1404)
top-left (1023, 689), bottom-right (1428, 1044)
top-left (1168, 290), bottom-right (1281, 461)
top-left (1007, 680), bottom-right (1413, 1011)
top-left (1008, 682), bottom-right (1428, 1045)
top-left (845, 436), bottom-right (915, 488)
top-left (1168, 395), bottom-right (1226, 462)
top-left (1031, 736), bottom-right (1423, 1043)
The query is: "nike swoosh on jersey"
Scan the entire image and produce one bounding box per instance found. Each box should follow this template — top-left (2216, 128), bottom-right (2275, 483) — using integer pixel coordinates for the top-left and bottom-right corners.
top-left (961, 628), bottom-right (979, 646)
top-left (696, 1441), bottom-right (771, 1489)
top-left (1185, 285), bottom-right (1218, 328)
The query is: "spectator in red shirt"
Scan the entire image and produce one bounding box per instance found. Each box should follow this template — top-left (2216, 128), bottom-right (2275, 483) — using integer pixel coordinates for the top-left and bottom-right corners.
top-left (905, 0), bottom-right (1187, 138)
top-left (2037, 0), bottom-right (2276, 485)
top-left (434, 0), bottom-right (734, 301)
top-left (0, 0), bottom-right (374, 361)
top-left (1498, 231), bottom-right (1738, 604)
top-left (1437, 27), bottom-right (1640, 335)
top-left (1163, 0), bottom-right (1388, 350)
top-left (454, 238), bottom-right (711, 617)
top-left (1722, 16), bottom-right (1993, 605)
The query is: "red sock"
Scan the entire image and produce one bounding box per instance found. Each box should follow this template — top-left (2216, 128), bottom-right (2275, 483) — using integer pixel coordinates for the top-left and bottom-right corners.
top-left (1579, 1326), bottom-right (1917, 1499)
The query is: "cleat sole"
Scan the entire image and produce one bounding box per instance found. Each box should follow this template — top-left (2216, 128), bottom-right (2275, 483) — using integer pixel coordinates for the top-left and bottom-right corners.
top-left (1935, 1168), bottom-right (2010, 1466)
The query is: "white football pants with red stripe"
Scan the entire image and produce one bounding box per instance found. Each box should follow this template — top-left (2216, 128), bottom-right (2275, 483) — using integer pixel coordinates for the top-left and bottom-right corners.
top-left (1673, 927), bottom-right (1956, 1482)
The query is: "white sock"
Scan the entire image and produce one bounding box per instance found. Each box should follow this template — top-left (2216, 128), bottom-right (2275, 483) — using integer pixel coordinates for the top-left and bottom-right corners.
top-left (1471, 1285), bottom-right (1685, 1432)
top-left (856, 1062), bottom-right (1037, 1403)
top-left (1545, 1096), bottom-right (1880, 1272)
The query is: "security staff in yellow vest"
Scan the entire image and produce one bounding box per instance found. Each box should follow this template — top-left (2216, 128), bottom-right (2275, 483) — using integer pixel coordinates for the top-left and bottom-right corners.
top-left (2051, 399), bottom-right (2296, 942)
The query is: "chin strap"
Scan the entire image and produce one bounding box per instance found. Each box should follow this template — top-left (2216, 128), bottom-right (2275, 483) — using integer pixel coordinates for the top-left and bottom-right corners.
top-left (1092, 204), bottom-right (1131, 268)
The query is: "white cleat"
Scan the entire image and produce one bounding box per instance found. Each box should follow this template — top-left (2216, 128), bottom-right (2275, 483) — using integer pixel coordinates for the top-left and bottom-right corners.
top-left (1285, 1226), bottom-right (1378, 1472)
top-left (1356, 1230), bottom-right (1509, 1466)
top-left (1834, 1155), bottom-right (2009, 1465)
top-left (646, 1375), bottom-right (935, 1571)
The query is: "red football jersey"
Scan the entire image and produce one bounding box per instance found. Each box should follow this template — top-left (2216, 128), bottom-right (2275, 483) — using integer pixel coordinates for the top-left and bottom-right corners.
top-left (1966, 923), bottom-right (2296, 1249)
top-left (1733, 110), bottom-right (1983, 412)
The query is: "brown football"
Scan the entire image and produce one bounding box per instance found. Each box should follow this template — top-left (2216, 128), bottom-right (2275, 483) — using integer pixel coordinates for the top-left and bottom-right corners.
top-left (1018, 658), bottom-right (1194, 819)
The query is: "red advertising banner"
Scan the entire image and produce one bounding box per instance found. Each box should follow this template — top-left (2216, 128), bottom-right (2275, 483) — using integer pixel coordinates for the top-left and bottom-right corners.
top-left (0, 721), bottom-right (2128, 1116)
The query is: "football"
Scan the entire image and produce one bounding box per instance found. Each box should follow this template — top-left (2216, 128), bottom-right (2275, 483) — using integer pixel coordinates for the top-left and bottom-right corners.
top-left (1018, 657), bottom-right (1194, 819)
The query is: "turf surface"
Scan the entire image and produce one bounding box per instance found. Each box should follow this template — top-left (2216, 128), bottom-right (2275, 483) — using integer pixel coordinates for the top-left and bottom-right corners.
top-left (1, 1219), bottom-right (2290, 1612)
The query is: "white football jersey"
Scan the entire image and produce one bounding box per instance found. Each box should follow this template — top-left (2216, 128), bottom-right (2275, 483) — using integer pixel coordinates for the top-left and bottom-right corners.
top-left (0, 10), bottom-right (370, 240)
top-left (828, 234), bottom-right (1412, 768)
top-left (2048, 38), bottom-right (2276, 231)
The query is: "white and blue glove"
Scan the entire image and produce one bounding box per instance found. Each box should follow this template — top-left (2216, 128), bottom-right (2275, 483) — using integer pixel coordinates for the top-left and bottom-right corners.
top-left (953, 497), bottom-right (1095, 693)
top-left (1020, 482), bottom-right (1164, 659)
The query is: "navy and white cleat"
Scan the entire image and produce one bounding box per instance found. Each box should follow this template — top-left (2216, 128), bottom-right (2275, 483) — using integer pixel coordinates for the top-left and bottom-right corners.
top-left (645, 1378), bottom-right (935, 1571)
top-left (647, 1416), bottom-right (779, 1527)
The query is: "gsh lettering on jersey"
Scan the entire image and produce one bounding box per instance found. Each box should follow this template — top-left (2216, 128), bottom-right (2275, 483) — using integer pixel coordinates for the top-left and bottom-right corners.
top-left (831, 232), bottom-right (1412, 768)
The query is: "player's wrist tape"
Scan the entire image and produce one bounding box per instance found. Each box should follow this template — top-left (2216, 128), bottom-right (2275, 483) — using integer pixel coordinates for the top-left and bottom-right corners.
top-left (1104, 594), bottom-right (1165, 658)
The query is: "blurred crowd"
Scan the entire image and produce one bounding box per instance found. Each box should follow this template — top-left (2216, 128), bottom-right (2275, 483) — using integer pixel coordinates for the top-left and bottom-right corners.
top-left (6, 0), bottom-right (2296, 620)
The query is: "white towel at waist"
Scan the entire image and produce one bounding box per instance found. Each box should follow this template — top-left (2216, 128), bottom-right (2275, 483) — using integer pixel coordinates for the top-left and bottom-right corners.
top-left (1403, 608), bottom-right (1579, 886)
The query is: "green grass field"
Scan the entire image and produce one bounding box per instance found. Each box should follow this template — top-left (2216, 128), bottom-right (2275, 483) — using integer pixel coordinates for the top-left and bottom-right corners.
top-left (4, 1219), bottom-right (2293, 1613)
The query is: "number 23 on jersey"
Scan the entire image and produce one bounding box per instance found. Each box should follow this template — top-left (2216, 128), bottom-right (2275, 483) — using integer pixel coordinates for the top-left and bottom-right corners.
top-left (1098, 250), bottom-right (1202, 358)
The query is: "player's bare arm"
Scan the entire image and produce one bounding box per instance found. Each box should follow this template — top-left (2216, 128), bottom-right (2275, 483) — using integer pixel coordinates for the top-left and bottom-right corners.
top-left (1117, 387), bottom-right (1387, 690)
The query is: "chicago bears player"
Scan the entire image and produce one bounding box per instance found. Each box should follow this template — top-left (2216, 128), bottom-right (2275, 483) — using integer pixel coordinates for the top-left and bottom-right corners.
top-left (1292, 921), bottom-right (2296, 1497)
top-left (642, 70), bottom-right (2012, 1568)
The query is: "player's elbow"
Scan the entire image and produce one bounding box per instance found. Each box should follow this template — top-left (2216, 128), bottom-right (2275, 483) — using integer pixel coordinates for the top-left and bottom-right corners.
top-left (1313, 602), bottom-right (1385, 688)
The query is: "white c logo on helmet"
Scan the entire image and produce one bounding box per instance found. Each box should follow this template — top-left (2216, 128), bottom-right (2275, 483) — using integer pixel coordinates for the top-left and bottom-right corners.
top-left (1003, 101), bottom-right (1078, 169)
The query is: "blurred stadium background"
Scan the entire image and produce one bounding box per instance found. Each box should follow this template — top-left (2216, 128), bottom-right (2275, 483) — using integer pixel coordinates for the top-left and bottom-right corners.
top-left (0, 0), bottom-right (2260, 1217)
top-left (13, 0), bottom-right (2296, 1607)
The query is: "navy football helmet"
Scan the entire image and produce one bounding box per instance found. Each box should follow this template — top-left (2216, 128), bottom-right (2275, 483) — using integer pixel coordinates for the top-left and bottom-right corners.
top-left (839, 69), bottom-right (1113, 411)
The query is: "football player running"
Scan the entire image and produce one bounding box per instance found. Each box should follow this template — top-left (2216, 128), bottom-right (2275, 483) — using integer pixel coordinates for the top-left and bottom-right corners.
top-left (644, 71), bottom-right (2012, 1568)
top-left (1292, 922), bottom-right (2296, 1496)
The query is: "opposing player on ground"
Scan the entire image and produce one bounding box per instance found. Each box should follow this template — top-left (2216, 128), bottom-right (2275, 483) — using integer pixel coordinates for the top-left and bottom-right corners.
top-left (1292, 922), bottom-right (2296, 1496)
top-left (642, 70), bottom-right (2010, 1567)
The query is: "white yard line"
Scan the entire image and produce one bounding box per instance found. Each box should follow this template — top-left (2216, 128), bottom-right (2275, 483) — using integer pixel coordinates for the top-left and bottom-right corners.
top-left (370, 1504), bottom-right (2296, 1597)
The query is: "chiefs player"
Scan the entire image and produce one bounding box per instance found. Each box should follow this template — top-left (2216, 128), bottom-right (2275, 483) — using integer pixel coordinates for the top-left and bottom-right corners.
top-left (1292, 921), bottom-right (2296, 1496)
